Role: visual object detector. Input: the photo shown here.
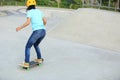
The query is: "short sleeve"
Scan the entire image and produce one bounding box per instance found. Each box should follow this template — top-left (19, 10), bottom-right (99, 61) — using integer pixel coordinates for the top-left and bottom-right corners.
top-left (27, 11), bottom-right (32, 18)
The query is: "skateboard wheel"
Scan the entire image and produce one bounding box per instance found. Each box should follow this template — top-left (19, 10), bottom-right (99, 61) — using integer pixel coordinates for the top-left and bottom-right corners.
top-left (38, 64), bottom-right (41, 66)
top-left (22, 67), bottom-right (30, 70)
top-left (26, 67), bottom-right (30, 70)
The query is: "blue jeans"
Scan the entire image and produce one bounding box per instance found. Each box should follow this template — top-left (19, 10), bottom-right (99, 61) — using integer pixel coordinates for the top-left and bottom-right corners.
top-left (25, 29), bottom-right (46, 63)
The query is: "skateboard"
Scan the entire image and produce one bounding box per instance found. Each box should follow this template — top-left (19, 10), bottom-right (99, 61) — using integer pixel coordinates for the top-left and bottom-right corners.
top-left (19, 59), bottom-right (44, 70)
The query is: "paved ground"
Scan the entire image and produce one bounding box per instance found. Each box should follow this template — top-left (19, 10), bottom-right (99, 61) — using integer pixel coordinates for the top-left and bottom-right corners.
top-left (0, 6), bottom-right (120, 80)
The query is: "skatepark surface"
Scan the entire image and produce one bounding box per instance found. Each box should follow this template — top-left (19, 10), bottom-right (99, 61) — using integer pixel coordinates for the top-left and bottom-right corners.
top-left (0, 6), bottom-right (120, 80)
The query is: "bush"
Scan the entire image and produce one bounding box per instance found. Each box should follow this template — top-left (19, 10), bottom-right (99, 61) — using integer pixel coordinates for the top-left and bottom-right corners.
top-left (72, 4), bottom-right (81, 9)
top-left (49, 1), bottom-right (57, 7)
top-left (66, 0), bottom-right (82, 9)
top-left (37, 0), bottom-right (49, 6)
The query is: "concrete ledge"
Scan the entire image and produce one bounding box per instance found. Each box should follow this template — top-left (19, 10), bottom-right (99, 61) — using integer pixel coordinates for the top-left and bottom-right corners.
top-left (48, 8), bottom-right (120, 52)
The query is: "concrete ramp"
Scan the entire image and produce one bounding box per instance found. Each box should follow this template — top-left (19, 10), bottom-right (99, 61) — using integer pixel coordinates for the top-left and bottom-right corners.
top-left (48, 8), bottom-right (120, 52)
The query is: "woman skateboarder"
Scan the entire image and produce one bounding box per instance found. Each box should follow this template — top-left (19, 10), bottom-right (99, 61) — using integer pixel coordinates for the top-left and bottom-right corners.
top-left (16, 0), bottom-right (47, 67)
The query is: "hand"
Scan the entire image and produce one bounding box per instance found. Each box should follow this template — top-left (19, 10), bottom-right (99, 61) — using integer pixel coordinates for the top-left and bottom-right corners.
top-left (16, 26), bottom-right (21, 32)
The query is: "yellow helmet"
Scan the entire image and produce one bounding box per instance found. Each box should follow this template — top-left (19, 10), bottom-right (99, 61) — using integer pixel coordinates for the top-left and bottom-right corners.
top-left (26, 0), bottom-right (36, 7)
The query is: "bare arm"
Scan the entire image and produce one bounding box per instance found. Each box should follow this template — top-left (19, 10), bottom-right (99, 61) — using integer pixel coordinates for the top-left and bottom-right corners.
top-left (16, 18), bottom-right (31, 32)
top-left (43, 17), bottom-right (47, 26)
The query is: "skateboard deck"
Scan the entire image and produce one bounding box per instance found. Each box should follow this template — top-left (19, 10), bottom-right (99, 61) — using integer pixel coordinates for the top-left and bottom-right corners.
top-left (19, 60), bottom-right (43, 70)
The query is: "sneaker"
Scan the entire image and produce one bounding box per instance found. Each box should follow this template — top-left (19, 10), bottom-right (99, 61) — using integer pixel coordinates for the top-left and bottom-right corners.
top-left (21, 62), bottom-right (29, 68)
top-left (35, 58), bottom-right (43, 63)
